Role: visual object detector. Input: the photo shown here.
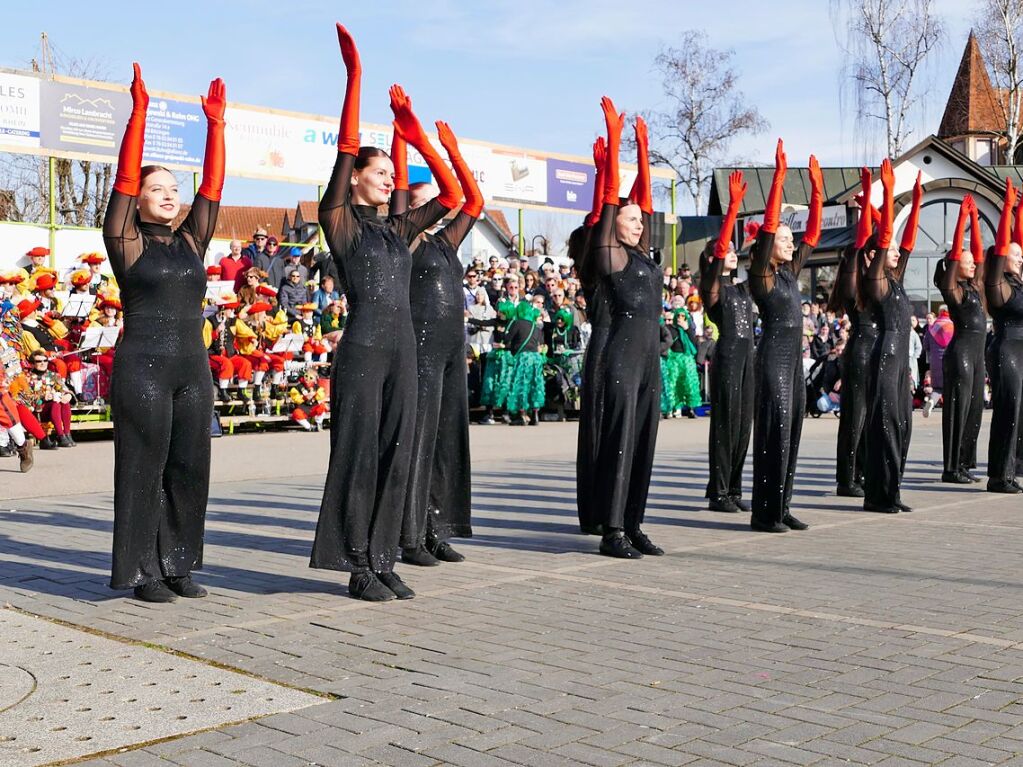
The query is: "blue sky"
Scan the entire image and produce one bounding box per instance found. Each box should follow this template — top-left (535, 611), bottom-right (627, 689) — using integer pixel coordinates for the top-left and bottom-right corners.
top-left (5, 0), bottom-right (979, 221)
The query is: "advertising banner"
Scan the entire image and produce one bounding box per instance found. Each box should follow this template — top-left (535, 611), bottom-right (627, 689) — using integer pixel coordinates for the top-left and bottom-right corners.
top-left (40, 80), bottom-right (129, 153)
top-left (546, 159), bottom-right (593, 212)
top-left (143, 96), bottom-right (205, 166)
top-left (488, 149), bottom-right (547, 205)
top-left (0, 72), bottom-right (41, 147)
top-left (742, 205), bottom-right (847, 234)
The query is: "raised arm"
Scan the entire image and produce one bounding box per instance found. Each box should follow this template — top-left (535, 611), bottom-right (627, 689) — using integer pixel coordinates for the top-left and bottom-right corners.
top-left (102, 63), bottom-right (147, 281)
top-left (436, 120), bottom-right (484, 250)
top-left (863, 158), bottom-right (895, 304)
top-left (793, 154), bottom-right (822, 276)
top-left (700, 170), bottom-right (746, 310)
top-left (749, 138), bottom-right (786, 300)
top-left (986, 179), bottom-right (1017, 310)
top-left (969, 194), bottom-right (985, 280)
top-left (630, 115), bottom-right (653, 254)
top-left (938, 195), bottom-right (973, 305)
top-left (589, 96), bottom-right (629, 276)
top-left (179, 77), bottom-right (225, 258)
top-left (584, 137), bottom-right (606, 229)
top-left (388, 128), bottom-right (409, 217)
top-left (893, 171), bottom-right (922, 283)
top-left (318, 23), bottom-right (362, 261)
top-left (389, 85), bottom-right (462, 244)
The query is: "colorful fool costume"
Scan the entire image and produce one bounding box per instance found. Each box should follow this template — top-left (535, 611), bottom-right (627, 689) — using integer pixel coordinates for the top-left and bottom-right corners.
top-left (503, 301), bottom-right (546, 423)
top-left (659, 308), bottom-right (701, 416)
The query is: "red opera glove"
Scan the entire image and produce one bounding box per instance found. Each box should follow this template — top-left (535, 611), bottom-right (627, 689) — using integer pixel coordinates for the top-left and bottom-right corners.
top-left (877, 158), bottom-right (895, 249)
top-left (900, 171), bottom-right (923, 254)
top-left (197, 78), bottom-right (226, 202)
top-left (628, 116), bottom-right (653, 215)
top-left (113, 63), bottom-right (148, 196)
top-left (853, 192), bottom-right (881, 224)
top-left (804, 154), bottom-right (823, 247)
top-left (969, 198), bottom-right (984, 264)
top-left (389, 85), bottom-right (460, 209)
top-left (334, 23), bottom-right (362, 156)
top-left (390, 130), bottom-right (408, 192)
top-left (762, 139), bottom-right (787, 234)
top-left (714, 171), bottom-right (746, 260)
top-left (854, 167), bottom-right (873, 249)
top-left (949, 195), bottom-right (973, 262)
top-left (436, 121), bottom-right (484, 218)
top-left (586, 136), bottom-right (606, 228)
top-left (601, 96), bottom-right (626, 206)
top-left (998, 178), bottom-right (1017, 255)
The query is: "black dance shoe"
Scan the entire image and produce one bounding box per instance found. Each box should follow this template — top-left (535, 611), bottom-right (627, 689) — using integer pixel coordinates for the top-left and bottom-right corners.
top-left (863, 501), bottom-right (899, 513)
top-left (836, 484), bottom-right (865, 498)
top-left (39, 435), bottom-right (58, 450)
top-left (626, 529), bottom-right (664, 556)
top-left (427, 540), bottom-right (465, 563)
top-left (750, 520), bottom-right (788, 533)
top-left (730, 496), bottom-right (751, 512)
top-left (376, 572), bottom-right (415, 600)
top-left (599, 532), bottom-right (643, 558)
top-left (401, 546), bottom-right (440, 567)
top-left (709, 496), bottom-right (740, 513)
top-left (894, 501), bottom-right (914, 513)
top-left (963, 469), bottom-right (981, 483)
top-left (987, 479), bottom-right (1022, 494)
top-left (781, 514), bottom-right (809, 531)
top-left (348, 572), bottom-right (396, 602)
top-left (579, 523), bottom-right (604, 536)
top-left (133, 581), bottom-right (178, 603)
top-left (0, 443), bottom-right (13, 458)
top-left (941, 471), bottom-right (972, 485)
top-left (165, 575), bottom-right (207, 598)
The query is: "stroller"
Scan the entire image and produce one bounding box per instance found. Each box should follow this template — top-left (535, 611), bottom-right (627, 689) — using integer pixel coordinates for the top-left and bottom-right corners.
top-left (544, 350), bottom-right (583, 421)
top-left (805, 356), bottom-right (841, 418)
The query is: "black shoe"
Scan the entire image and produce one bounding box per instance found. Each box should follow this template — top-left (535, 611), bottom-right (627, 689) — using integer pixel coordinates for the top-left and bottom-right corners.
top-left (708, 496), bottom-right (740, 513)
top-left (987, 479), bottom-right (1021, 494)
top-left (376, 572), bottom-right (415, 600)
top-left (687, 409), bottom-right (697, 419)
top-left (579, 524), bottom-right (604, 536)
top-left (165, 575), bottom-right (207, 598)
top-left (941, 471), bottom-right (972, 484)
top-left (963, 469), bottom-right (980, 483)
top-left (836, 484), bottom-right (865, 497)
top-left (730, 496), bottom-right (751, 512)
top-left (599, 532), bottom-right (643, 558)
top-left (479, 416), bottom-right (496, 425)
top-left (0, 443), bottom-right (13, 458)
top-left (401, 546), bottom-right (440, 567)
top-left (864, 500), bottom-right (899, 513)
top-left (529, 410), bottom-right (540, 426)
top-left (65, 434), bottom-right (76, 447)
top-left (133, 581), bottom-right (178, 603)
top-left (348, 572), bottom-right (396, 601)
top-left (750, 520), bottom-right (788, 533)
top-left (894, 501), bottom-right (914, 513)
top-left (427, 540), bottom-right (465, 563)
top-left (1013, 480), bottom-right (1023, 492)
top-left (626, 529), bottom-right (664, 556)
top-left (782, 514), bottom-right (809, 530)
top-left (57, 434), bottom-right (75, 448)
top-left (39, 435), bottom-right (58, 450)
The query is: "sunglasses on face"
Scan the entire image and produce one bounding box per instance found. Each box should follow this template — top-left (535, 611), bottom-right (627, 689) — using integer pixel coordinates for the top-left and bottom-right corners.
top-left (254, 235), bottom-right (267, 240)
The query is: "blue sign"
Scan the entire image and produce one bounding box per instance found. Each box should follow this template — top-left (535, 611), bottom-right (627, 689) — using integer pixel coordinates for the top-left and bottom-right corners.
top-left (546, 159), bottom-right (593, 212)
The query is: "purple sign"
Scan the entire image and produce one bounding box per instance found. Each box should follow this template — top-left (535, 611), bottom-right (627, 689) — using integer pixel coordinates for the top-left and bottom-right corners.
top-left (546, 159), bottom-right (593, 212)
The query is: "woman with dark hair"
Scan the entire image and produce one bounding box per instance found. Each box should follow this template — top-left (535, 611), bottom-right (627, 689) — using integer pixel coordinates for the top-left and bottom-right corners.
top-left (588, 98), bottom-right (663, 558)
top-left (699, 171), bottom-right (754, 513)
top-left (984, 179), bottom-right (1023, 493)
top-left (747, 142), bottom-right (821, 532)
top-left (859, 160), bottom-right (923, 513)
top-left (310, 25), bottom-right (461, 601)
top-left (935, 195), bottom-right (986, 484)
top-left (104, 65), bottom-right (225, 602)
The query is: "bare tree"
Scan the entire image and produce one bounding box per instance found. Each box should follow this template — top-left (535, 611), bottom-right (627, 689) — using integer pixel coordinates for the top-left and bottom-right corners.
top-left (629, 31), bottom-right (767, 214)
top-left (975, 0), bottom-right (1023, 163)
top-left (832, 0), bottom-right (945, 158)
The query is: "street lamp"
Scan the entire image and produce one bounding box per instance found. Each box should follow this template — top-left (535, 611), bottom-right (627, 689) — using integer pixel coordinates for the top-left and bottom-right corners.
top-left (531, 235), bottom-right (548, 256)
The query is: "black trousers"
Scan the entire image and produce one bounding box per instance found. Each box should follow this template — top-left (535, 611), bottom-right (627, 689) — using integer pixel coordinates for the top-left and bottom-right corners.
top-left (705, 340), bottom-right (753, 499)
top-left (942, 331), bottom-right (985, 475)
top-left (863, 347), bottom-right (912, 508)
top-left (987, 334), bottom-right (1023, 482)
top-left (576, 324), bottom-right (609, 531)
top-left (110, 350), bottom-right (212, 589)
top-left (835, 329), bottom-right (876, 488)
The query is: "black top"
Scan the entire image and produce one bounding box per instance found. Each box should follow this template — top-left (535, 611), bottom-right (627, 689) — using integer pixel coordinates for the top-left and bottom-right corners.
top-left (748, 230), bottom-right (811, 328)
top-left (505, 317), bottom-right (542, 354)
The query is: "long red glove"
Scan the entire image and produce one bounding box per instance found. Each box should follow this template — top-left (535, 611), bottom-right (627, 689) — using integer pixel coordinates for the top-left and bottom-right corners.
top-left (586, 137), bottom-right (606, 228)
top-left (949, 195), bottom-right (972, 262)
top-left (628, 116), bottom-right (653, 215)
top-left (969, 198), bottom-right (984, 265)
top-left (900, 171), bottom-right (923, 254)
top-left (389, 85), bottom-right (460, 209)
top-left (803, 155), bottom-right (823, 247)
top-left (998, 178), bottom-right (1017, 256)
top-left (390, 130), bottom-right (408, 193)
top-left (197, 78), bottom-right (226, 202)
top-left (714, 171), bottom-right (746, 260)
top-left (877, 158), bottom-right (895, 249)
top-left (601, 96), bottom-right (626, 206)
top-left (436, 121), bottom-right (483, 218)
top-left (334, 23), bottom-right (361, 156)
top-left (113, 63), bottom-right (148, 197)
top-left (762, 139), bottom-right (786, 234)
top-left (854, 167), bottom-right (873, 249)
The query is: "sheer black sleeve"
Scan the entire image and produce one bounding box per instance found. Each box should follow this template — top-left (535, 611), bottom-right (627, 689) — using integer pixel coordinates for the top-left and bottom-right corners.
top-left (985, 247), bottom-right (1012, 309)
top-left (863, 244), bottom-right (891, 305)
top-left (893, 246), bottom-right (913, 284)
top-left (638, 210), bottom-right (651, 256)
top-left (699, 249), bottom-right (725, 310)
top-left (177, 193), bottom-right (220, 260)
top-left (101, 190), bottom-right (142, 282)
top-left (392, 199), bottom-right (451, 247)
top-left (791, 239), bottom-right (812, 277)
top-left (936, 258), bottom-right (964, 307)
top-left (828, 249), bottom-right (858, 314)
top-left (748, 230), bottom-right (777, 302)
top-left (588, 203), bottom-right (629, 277)
top-left (439, 211), bottom-right (477, 251)
top-left (318, 152), bottom-right (361, 261)
top-left (389, 188), bottom-right (409, 218)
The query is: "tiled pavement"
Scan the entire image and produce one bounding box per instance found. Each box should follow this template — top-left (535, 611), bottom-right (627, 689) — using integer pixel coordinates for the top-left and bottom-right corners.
top-left (3, 414), bottom-right (1023, 765)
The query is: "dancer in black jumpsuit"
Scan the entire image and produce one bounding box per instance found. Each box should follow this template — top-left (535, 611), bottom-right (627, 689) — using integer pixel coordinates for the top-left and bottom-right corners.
top-left (105, 65), bottom-right (226, 602)
top-left (935, 195), bottom-right (985, 484)
top-left (310, 27), bottom-right (462, 601)
top-left (860, 160), bottom-right (922, 513)
top-left (985, 179), bottom-right (1023, 493)
top-left (394, 121), bottom-right (482, 567)
top-left (588, 100), bottom-right (664, 558)
top-left (700, 171), bottom-right (754, 513)
top-left (748, 142), bottom-right (821, 533)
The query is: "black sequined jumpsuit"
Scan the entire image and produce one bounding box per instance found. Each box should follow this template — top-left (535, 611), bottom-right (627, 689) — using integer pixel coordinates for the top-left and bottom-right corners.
top-left (699, 255), bottom-right (754, 502)
top-left (985, 259), bottom-right (1023, 484)
top-left (401, 213), bottom-right (476, 550)
top-left (103, 192), bottom-right (218, 590)
top-left (576, 280), bottom-right (610, 533)
top-left (748, 232), bottom-right (811, 526)
top-left (588, 203), bottom-right (662, 533)
top-left (311, 151), bottom-right (450, 574)
top-left (936, 262), bottom-right (986, 477)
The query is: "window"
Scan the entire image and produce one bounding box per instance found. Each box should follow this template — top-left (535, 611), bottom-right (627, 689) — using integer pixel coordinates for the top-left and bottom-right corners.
top-left (975, 138), bottom-right (994, 166)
